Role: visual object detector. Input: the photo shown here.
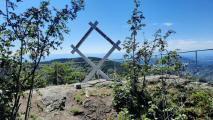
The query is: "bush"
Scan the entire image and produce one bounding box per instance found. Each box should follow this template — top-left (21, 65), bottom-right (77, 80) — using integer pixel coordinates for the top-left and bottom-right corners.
top-left (74, 90), bottom-right (86, 104)
top-left (30, 113), bottom-right (44, 120)
top-left (117, 108), bottom-right (131, 120)
top-left (69, 107), bottom-right (83, 116)
top-left (190, 90), bottom-right (210, 106)
top-left (112, 81), bottom-right (151, 119)
top-left (112, 83), bottom-right (131, 112)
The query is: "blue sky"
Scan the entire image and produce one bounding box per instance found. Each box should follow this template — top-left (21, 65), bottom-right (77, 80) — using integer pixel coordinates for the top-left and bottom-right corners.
top-left (53, 0), bottom-right (213, 54)
top-left (1, 0), bottom-right (213, 59)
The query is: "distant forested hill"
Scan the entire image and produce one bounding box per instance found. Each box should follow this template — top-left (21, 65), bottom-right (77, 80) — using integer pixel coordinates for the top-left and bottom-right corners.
top-left (41, 57), bottom-right (126, 75)
top-left (42, 57), bottom-right (101, 64)
top-left (186, 63), bottom-right (213, 83)
top-left (41, 56), bottom-right (213, 83)
top-left (175, 55), bottom-right (213, 83)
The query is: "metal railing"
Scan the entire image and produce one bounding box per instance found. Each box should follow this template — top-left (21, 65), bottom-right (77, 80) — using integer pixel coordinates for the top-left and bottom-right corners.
top-left (178, 48), bottom-right (213, 65)
top-left (43, 48), bottom-right (213, 81)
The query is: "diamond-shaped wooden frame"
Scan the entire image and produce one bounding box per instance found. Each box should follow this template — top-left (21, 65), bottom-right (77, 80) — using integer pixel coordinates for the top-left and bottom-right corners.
top-left (71, 21), bottom-right (121, 82)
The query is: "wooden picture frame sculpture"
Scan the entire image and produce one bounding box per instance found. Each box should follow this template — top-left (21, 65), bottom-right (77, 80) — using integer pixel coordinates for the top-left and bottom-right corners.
top-left (71, 21), bottom-right (121, 82)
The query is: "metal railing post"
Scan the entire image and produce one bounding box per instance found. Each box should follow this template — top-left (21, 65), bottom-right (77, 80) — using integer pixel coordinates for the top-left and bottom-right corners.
top-left (195, 51), bottom-right (198, 65)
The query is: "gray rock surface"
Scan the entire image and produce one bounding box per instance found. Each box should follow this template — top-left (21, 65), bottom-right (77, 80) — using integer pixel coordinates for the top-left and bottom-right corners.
top-left (42, 94), bottom-right (66, 112)
top-left (83, 98), bottom-right (111, 120)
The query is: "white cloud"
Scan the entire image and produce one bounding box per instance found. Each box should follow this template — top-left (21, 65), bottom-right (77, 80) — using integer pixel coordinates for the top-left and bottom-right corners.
top-left (167, 39), bottom-right (213, 51)
top-left (163, 22), bottom-right (173, 27)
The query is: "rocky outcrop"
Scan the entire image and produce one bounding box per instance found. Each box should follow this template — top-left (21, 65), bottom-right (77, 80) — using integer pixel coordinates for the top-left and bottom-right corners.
top-left (83, 98), bottom-right (112, 120)
top-left (42, 95), bottom-right (66, 112)
top-left (18, 77), bottom-right (212, 120)
top-left (19, 79), bottom-right (114, 120)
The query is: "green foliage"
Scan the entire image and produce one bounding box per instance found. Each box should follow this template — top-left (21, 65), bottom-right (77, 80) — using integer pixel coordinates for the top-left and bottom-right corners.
top-left (30, 113), bottom-right (44, 120)
top-left (119, 0), bottom-right (154, 118)
top-left (33, 57), bottom-right (127, 88)
top-left (113, 80), bottom-right (152, 119)
top-left (155, 51), bottom-right (183, 75)
top-left (0, 0), bottom-right (84, 119)
top-left (74, 90), bottom-right (86, 104)
top-left (107, 113), bottom-right (117, 120)
top-left (123, 0), bottom-right (145, 92)
top-left (113, 83), bottom-right (131, 112)
top-left (115, 0), bottom-right (175, 119)
top-left (143, 82), bottom-right (213, 120)
top-left (35, 61), bottom-right (86, 87)
top-left (190, 90), bottom-right (210, 106)
top-left (117, 108), bottom-right (131, 120)
top-left (69, 107), bottom-right (83, 115)
top-left (36, 90), bottom-right (43, 97)
top-left (186, 90), bottom-right (213, 118)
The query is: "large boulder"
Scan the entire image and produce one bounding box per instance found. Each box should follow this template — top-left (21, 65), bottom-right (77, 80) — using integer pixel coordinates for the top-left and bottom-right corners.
top-left (83, 98), bottom-right (111, 120)
top-left (42, 93), bottom-right (67, 112)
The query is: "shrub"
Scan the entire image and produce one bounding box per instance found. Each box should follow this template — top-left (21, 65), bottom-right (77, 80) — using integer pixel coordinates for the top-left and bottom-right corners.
top-left (107, 113), bottom-right (117, 120)
top-left (112, 81), bottom-right (151, 118)
top-left (36, 90), bottom-right (43, 96)
top-left (112, 84), bottom-right (131, 112)
top-left (190, 90), bottom-right (210, 106)
top-left (69, 107), bottom-right (83, 116)
top-left (117, 108), bottom-right (131, 120)
top-left (74, 90), bottom-right (86, 104)
top-left (30, 113), bottom-right (44, 120)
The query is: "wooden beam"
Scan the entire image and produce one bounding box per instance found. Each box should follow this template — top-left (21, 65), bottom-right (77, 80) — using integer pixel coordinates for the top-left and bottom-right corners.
top-left (71, 21), bottom-right (98, 54)
top-left (89, 21), bottom-right (121, 50)
top-left (83, 40), bottom-right (121, 82)
top-left (71, 21), bottom-right (122, 82)
top-left (71, 45), bottom-right (110, 81)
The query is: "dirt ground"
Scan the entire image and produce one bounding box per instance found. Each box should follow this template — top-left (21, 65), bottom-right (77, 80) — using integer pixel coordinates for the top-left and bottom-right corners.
top-left (18, 80), bottom-right (116, 120)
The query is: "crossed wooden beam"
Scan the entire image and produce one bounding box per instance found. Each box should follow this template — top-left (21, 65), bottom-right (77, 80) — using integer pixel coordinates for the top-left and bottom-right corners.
top-left (71, 21), bottom-right (121, 82)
